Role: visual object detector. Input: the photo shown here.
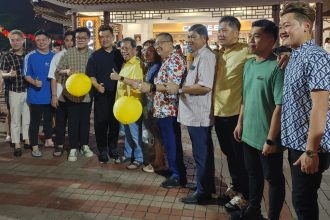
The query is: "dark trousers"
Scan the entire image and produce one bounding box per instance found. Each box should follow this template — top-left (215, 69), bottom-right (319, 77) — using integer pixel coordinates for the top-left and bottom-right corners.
top-left (157, 117), bottom-right (186, 180)
top-left (288, 149), bottom-right (330, 220)
top-left (94, 91), bottom-right (119, 158)
top-left (66, 100), bottom-right (92, 149)
top-left (214, 115), bottom-right (249, 198)
top-left (55, 101), bottom-right (67, 146)
top-left (29, 104), bottom-right (53, 146)
top-left (243, 143), bottom-right (285, 220)
top-left (187, 126), bottom-right (215, 195)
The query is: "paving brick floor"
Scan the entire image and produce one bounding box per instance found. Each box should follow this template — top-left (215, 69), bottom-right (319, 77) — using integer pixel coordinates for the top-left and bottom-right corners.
top-left (0, 96), bottom-right (329, 220)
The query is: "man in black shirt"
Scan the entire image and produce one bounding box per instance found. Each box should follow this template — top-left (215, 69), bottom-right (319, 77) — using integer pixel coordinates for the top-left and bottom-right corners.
top-left (86, 25), bottom-right (124, 163)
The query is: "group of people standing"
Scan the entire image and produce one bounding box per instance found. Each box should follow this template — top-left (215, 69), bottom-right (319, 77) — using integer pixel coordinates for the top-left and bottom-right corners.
top-left (0, 1), bottom-right (329, 220)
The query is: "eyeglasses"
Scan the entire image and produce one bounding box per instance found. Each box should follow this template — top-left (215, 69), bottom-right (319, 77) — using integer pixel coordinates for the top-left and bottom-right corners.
top-left (154, 41), bottom-right (171, 46)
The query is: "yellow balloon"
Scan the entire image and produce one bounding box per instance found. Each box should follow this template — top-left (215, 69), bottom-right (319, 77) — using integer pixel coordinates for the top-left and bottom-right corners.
top-left (113, 96), bottom-right (142, 124)
top-left (65, 73), bottom-right (92, 97)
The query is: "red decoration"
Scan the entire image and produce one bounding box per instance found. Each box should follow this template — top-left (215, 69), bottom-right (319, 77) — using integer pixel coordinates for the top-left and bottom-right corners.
top-left (0, 25), bottom-right (37, 41)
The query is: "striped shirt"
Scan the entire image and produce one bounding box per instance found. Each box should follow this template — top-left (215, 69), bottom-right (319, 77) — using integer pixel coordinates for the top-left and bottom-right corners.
top-left (0, 50), bottom-right (27, 92)
top-left (56, 47), bottom-right (93, 103)
top-left (178, 45), bottom-right (216, 126)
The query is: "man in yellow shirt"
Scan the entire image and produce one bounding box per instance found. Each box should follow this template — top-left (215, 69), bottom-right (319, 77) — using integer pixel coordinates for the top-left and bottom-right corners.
top-left (114, 37), bottom-right (144, 170)
top-left (214, 16), bottom-right (250, 211)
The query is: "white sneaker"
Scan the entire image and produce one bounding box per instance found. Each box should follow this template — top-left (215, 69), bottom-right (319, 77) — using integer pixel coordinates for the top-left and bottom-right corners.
top-left (68, 149), bottom-right (77, 162)
top-left (80, 145), bottom-right (93, 157)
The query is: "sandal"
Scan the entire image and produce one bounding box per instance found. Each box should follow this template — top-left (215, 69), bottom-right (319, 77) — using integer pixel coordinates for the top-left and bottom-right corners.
top-left (53, 146), bottom-right (64, 157)
top-left (114, 156), bottom-right (131, 164)
top-left (127, 160), bottom-right (143, 170)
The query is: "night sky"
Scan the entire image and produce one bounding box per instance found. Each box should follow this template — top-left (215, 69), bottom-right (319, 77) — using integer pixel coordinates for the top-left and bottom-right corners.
top-left (0, 0), bottom-right (62, 50)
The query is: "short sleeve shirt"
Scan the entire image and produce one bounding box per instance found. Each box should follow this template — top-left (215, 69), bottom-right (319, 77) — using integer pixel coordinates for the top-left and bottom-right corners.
top-left (57, 47), bottom-right (93, 103)
top-left (0, 50), bottom-right (27, 92)
top-left (281, 40), bottom-right (330, 152)
top-left (242, 57), bottom-right (284, 151)
top-left (48, 49), bottom-right (66, 100)
top-left (23, 50), bottom-right (54, 104)
top-left (178, 45), bottom-right (216, 126)
top-left (153, 50), bottom-right (186, 118)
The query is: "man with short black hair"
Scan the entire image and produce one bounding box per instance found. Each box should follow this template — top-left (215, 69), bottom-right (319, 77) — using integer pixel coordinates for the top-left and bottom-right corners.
top-left (48, 30), bottom-right (75, 157)
top-left (232, 19), bottom-right (285, 220)
top-left (280, 2), bottom-right (330, 219)
top-left (23, 29), bottom-right (55, 157)
top-left (56, 27), bottom-right (94, 162)
top-left (86, 25), bottom-right (124, 163)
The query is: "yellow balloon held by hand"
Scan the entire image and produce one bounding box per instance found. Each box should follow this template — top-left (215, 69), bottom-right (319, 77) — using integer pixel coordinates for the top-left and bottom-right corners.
top-left (113, 96), bottom-right (142, 124)
top-left (66, 73), bottom-right (92, 97)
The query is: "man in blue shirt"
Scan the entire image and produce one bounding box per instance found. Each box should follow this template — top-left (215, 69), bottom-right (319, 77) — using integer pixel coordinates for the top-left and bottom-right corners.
top-left (23, 30), bottom-right (54, 157)
top-left (280, 2), bottom-right (330, 220)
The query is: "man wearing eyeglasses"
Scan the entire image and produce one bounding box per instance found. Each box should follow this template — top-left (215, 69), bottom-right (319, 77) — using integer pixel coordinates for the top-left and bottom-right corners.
top-left (56, 27), bottom-right (94, 162)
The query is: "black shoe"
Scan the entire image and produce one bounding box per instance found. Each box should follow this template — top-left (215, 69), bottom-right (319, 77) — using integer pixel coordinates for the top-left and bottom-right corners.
top-left (14, 148), bottom-right (22, 157)
top-left (185, 182), bottom-right (197, 190)
top-left (161, 176), bottom-right (181, 189)
top-left (98, 154), bottom-right (109, 164)
top-left (218, 194), bottom-right (231, 206)
top-left (154, 169), bottom-right (172, 177)
top-left (230, 206), bottom-right (264, 220)
top-left (181, 191), bottom-right (213, 204)
top-left (53, 146), bottom-right (64, 157)
top-left (24, 144), bottom-right (31, 149)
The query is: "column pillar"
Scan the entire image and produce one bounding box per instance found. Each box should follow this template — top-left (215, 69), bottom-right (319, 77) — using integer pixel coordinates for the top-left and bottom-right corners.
top-left (104, 11), bottom-right (110, 26)
top-left (71, 12), bottom-right (77, 30)
top-left (272, 4), bottom-right (280, 47)
top-left (315, 2), bottom-right (323, 46)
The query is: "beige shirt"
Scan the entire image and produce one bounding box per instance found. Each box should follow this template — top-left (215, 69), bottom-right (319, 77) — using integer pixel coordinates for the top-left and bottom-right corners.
top-left (178, 45), bottom-right (216, 127)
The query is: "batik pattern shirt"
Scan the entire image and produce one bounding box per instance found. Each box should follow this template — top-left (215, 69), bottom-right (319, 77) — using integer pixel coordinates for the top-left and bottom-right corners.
top-left (281, 40), bottom-right (330, 152)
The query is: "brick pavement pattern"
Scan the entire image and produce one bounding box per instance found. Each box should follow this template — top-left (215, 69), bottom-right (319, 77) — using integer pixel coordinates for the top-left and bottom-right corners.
top-left (0, 97), bottom-right (329, 220)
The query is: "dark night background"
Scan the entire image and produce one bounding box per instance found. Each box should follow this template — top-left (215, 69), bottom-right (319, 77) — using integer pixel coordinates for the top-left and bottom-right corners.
top-left (0, 0), bottom-right (62, 50)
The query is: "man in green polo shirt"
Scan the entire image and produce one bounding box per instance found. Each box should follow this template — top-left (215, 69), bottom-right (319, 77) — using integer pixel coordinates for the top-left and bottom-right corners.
top-left (232, 20), bottom-right (285, 220)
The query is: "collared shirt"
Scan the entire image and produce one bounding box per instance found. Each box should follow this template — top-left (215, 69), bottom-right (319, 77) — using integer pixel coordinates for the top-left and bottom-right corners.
top-left (86, 47), bottom-right (124, 92)
top-left (281, 40), bottom-right (330, 152)
top-left (178, 45), bottom-right (216, 126)
top-left (56, 47), bottom-right (93, 103)
top-left (153, 50), bottom-right (186, 118)
top-left (23, 50), bottom-right (54, 104)
top-left (116, 56), bottom-right (143, 100)
top-left (213, 42), bottom-right (252, 117)
top-left (48, 48), bottom-right (66, 101)
top-left (0, 50), bottom-right (27, 92)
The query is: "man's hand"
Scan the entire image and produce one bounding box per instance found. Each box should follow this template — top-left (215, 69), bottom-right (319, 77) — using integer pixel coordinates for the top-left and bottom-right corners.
top-left (277, 53), bottom-right (290, 70)
top-left (9, 67), bottom-right (17, 77)
top-left (262, 143), bottom-right (277, 156)
top-left (34, 79), bottom-right (42, 88)
top-left (110, 68), bottom-right (121, 81)
top-left (165, 80), bottom-right (179, 94)
top-left (96, 83), bottom-right (105, 93)
top-left (293, 152), bottom-right (319, 174)
top-left (51, 95), bottom-right (58, 108)
top-left (233, 123), bottom-right (242, 142)
top-left (139, 82), bottom-right (151, 93)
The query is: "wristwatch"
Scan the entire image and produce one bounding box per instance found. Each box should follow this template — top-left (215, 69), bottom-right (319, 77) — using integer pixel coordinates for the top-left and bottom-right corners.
top-left (266, 139), bottom-right (274, 146)
top-left (305, 150), bottom-right (317, 158)
top-left (120, 76), bottom-right (124, 81)
top-left (178, 88), bottom-right (183, 94)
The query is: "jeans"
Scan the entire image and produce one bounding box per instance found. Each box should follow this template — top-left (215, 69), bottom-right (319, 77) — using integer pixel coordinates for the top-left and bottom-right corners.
top-left (243, 143), bottom-right (285, 220)
top-left (29, 104), bottom-right (53, 146)
top-left (157, 117), bottom-right (186, 180)
top-left (94, 91), bottom-right (119, 158)
top-left (214, 115), bottom-right (249, 198)
top-left (288, 149), bottom-right (330, 220)
top-left (187, 126), bottom-right (215, 195)
top-left (123, 119), bottom-right (143, 162)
